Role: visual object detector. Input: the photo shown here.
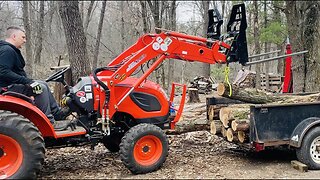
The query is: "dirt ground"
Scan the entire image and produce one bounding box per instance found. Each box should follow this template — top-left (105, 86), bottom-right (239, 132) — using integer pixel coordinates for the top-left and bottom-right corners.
top-left (38, 94), bottom-right (320, 179)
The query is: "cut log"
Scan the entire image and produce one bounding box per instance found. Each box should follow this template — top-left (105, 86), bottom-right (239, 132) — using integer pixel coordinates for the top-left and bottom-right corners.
top-left (217, 82), bottom-right (320, 104)
top-left (231, 119), bottom-right (250, 131)
top-left (226, 128), bottom-right (238, 142)
top-left (221, 127), bottom-right (227, 137)
top-left (210, 120), bottom-right (222, 135)
top-left (219, 107), bottom-right (250, 128)
top-left (217, 82), bottom-right (283, 104)
top-left (237, 131), bottom-right (249, 143)
top-left (188, 88), bottom-right (200, 103)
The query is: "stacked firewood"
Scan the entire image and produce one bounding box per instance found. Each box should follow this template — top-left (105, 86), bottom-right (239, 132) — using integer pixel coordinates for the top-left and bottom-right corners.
top-left (208, 82), bottom-right (320, 144)
top-left (208, 104), bottom-right (251, 143)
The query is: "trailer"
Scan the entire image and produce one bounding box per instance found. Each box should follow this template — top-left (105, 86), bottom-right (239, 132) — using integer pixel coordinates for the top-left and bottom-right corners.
top-left (207, 96), bottom-right (320, 169)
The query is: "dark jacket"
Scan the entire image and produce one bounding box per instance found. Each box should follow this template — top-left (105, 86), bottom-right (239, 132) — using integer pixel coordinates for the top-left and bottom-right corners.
top-left (0, 40), bottom-right (32, 88)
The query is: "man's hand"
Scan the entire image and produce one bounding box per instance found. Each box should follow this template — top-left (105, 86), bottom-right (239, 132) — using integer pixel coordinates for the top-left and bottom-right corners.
top-left (29, 81), bottom-right (43, 95)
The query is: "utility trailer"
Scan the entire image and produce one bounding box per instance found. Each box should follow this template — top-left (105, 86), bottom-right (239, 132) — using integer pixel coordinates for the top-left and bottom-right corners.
top-left (207, 96), bottom-right (320, 169)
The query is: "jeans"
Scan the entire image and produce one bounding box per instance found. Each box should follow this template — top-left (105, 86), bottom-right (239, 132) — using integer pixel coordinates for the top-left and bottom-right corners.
top-left (33, 80), bottom-right (61, 124)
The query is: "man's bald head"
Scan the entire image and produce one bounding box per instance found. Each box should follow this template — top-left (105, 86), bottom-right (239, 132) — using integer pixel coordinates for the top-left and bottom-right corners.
top-left (6, 26), bottom-right (25, 39)
top-left (5, 26), bottom-right (26, 49)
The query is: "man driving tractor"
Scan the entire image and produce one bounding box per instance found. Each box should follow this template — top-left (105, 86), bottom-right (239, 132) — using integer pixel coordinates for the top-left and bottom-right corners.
top-left (0, 26), bottom-right (70, 131)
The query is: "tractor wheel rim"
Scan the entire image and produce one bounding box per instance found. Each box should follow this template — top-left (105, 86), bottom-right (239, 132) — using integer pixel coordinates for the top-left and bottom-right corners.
top-left (133, 135), bottom-right (163, 166)
top-left (0, 134), bottom-right (23, 179)
top-left (310, 136), bottom-right (320, 164)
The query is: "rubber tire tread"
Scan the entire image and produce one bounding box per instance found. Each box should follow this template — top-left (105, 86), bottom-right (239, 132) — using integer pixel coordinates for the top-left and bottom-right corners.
top-left (0, 110), bottom-right (45, 179)
top-left (296, 126), bottom-right (320, 170)
top-left (119, 123), bottom-right (168, 174)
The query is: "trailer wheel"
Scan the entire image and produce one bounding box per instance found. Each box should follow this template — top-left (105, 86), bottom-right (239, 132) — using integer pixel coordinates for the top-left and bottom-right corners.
top-left (0, 111), bottom-right (45, 179)
top-left (119, 123), bottom-right (168, 174)
top-left (296, 126), bottom-right (320, 169)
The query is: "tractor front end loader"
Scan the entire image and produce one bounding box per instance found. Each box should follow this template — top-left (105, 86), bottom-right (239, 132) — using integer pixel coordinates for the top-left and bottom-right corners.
top-left (0, 3), bottom-right (248, 179)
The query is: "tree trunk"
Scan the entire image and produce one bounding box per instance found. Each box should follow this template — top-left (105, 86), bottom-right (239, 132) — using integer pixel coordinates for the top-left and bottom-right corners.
top-left (34, 0), bottom-right (45, 64)
top-left (285, 2), bottom-right (306, 92)
top-left (120, 1), bottom-right (125, 52)
top-left (140, 1), bottom-right (149, 34)
top-left (47, 1), bottom-right (56, 35)
top-left (217, 82), bottom-right (284, 104)
top-left (201, 1), bottom-right (211, 78)
top-left (22, 1), bottom-right (33, 77)
top-left (58, 1), bottom-right (91, 83)
top-left (167, 0), bottom-right (176, 94)
top-left (92, 0), bottom-right (107, 70)
top-left (253, 1), bottom-right (261, 89)
top-left (303, 1), bottom-right (320, 92)
top-left (84, 0), bottom-right (95, 33)
top-left (218, 82), bottom-right (320, 104)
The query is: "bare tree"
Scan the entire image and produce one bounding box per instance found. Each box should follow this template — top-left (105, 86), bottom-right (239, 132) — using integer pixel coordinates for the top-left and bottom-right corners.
top-left (58, 1), bottom-right (91, 83)
top-left (201, 1), bottom-right (210, 78)
top-left (167, 0), bottom-right (176, 93)
top-left (22, 1), bottom-right (33, 76)
top-left (84, 0), bottom-right (95, 33)
top-left (92, 0), bottom-right (107, 70)
top-left (253, 1), bottom-right (261, 89)
top-left (34, 0), bottom-right (45, 64)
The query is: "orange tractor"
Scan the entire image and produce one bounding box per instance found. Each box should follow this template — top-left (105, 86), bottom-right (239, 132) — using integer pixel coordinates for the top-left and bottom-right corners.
top-left (0, 4), bottom-right (248, 179)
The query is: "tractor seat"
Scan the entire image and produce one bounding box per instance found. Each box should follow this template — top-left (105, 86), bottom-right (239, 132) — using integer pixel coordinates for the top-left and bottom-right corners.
top-left (2, 91), bottom-right (35, 105)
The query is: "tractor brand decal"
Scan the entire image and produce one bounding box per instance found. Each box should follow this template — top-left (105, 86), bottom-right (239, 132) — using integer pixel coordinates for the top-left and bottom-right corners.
top-left (127, 54), bottom-right (146, 72)
top-left (86, 93), bottom-right (93, 100)
top-left (164, 37), bottom-right (172, 46)
top-left (153, 37), bottom-right (172, 52)
top-left (160, 44), bottom-right (168, 51)
top-left (156, 37), bottom-right (163, 43)
top-left (79, 97), bottom-right (87, 103)
top-left (84, 85), bottom-right (92, 92)
top-left (76, 91), bottom-right (86, 97)
top-left (152, 42), bottom-right (160, 51)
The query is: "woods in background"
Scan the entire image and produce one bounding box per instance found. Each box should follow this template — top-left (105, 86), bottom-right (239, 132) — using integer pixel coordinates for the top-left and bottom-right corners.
top-left (0, 1), bottom-right (319, 92)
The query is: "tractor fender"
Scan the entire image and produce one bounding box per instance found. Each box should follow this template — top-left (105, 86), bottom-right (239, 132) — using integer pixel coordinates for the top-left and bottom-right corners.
top-left (289, 117), bottom-right (320, 148)
top-left (0, 95), bottom-right (56, 138)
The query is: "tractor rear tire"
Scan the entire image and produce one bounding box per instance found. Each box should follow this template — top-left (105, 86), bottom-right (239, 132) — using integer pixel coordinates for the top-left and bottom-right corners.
top-left (119, 123), bottom-right (168, 174)
top-left (0, 110), bottom-right (45, 179)
top-left (296, 126), bottom-right (320, 170)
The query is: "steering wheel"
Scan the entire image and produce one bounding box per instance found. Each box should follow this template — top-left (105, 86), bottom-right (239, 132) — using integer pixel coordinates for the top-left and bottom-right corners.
top-left (45, 66), bottom-right (70, 83)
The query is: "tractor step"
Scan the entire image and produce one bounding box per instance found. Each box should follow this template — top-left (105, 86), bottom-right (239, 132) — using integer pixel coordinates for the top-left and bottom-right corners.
top-left (55, 125), bottom-right (87, 138)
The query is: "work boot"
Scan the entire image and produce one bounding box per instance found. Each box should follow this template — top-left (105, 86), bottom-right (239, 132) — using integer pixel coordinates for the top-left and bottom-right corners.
top-left (53, 120), bottom-right (71, 131)
top-left (54, 106), bottom-right (72, 120)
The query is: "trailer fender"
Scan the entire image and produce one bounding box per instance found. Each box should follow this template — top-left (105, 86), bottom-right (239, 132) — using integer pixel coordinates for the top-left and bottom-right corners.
top-left (289, 117), bottom-right (320, 147)
top-left (0, 95), bottom-right (56, 138)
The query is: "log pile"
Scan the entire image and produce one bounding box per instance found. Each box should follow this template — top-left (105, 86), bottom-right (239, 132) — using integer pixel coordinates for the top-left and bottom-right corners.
top-left (208, 82), bottom-right (320, 145)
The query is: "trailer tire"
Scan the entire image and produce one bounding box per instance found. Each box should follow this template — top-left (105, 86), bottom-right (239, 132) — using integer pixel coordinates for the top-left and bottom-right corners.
top-left (119, 123), bottom-right (168, 174)
top-left (296, 126), bottom-right (320, 169)
top-left (0, 110), bottom-right (45, 179)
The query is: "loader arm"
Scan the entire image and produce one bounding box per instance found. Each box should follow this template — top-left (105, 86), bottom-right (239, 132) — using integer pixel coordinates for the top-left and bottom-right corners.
top-left (92, 3), bottom-right (248, 128)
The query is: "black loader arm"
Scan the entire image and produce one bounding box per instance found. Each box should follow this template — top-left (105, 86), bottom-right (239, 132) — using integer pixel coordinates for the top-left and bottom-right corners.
top-left (207, 7), bottom-right (223, 40)
top-left (225, 3), bottom-right (248, 66)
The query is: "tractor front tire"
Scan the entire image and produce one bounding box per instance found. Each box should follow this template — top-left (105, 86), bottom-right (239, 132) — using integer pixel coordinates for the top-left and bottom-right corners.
top-left (0, 110), bottom-right (45, 179)
top-left (296, 126), bottom-right (320, 169)
top-left (119, 123), bottom-right (168, 174)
